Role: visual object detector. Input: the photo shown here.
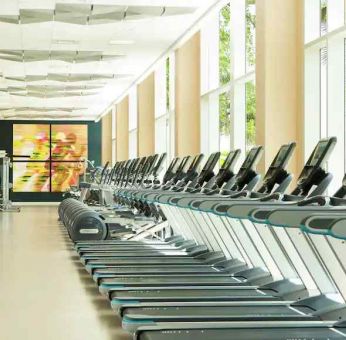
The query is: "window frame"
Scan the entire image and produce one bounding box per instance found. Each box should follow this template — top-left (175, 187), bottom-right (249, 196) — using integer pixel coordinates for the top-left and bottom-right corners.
top-left (200, 0), bottom-right (256, 164)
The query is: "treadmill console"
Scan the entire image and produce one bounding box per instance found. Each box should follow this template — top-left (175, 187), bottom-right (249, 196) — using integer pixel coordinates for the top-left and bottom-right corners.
top-left (257, 142), bottom-right (296, 193)
top-left (145, 153), bottom-right (167, 185)
top-left (140, 154), bottom-right (159, 185)
top-left (292, 137), bottom-right (336, 196)
top-left (222, 149), bottom-right (241, 172)
top-left (223, 146), bottom-right (263, 192)
top-left (183, 152), bottom-right (221, 192)
top-left (99, 161), bottom-right (109, 184)
top-left (202, 149), bottom-right (241, 192)
top-left (123, 158), bottom-right (140, 186)
top-left (131, 157), bottom-right (147, 186)
top-left (161, 156), bottom-right (191, 189)
top-left (187, 152), bottom-right (221, 189)
top-left (162, 157), bottom-right (180, 184)
top-left (179, 154), bottom-right (204, 184)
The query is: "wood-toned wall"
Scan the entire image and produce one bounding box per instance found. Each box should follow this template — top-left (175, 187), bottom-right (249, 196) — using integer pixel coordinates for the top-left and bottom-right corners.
top-left (175, 32), bottom-right (201, 157)
top-left (256, 0), bottom-right (304, 180)
top-left (101, 111), bottom-right (112, 164)
top-left (116, 96), bottom-right (129, 161)
top-left (137, 73), bottom-right (155, 156)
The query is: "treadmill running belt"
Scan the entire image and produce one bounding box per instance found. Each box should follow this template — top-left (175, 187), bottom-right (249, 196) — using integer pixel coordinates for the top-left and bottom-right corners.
top-left (100, 276), bottom-right (244, 288)
top-left (110, 288), bottom-right (278, 301)
top-left (123, 304), bottom-right (314, 320)
top-left (137, 327), bottom-right (346, 340)
top-left (93, 266), bottom-right (223, 275)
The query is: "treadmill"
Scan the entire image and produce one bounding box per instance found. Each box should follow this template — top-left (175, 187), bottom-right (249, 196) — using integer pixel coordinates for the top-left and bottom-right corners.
top-left (80, 148), bottom-right (265, 274)
top-left (119, 184), bottom-right (346, 333)
top-left (78, 154), bottom-right (223, 262)
top-left (106, 139), bottom-right (338, 309)
top-left (79, 153), bottom-right (221, 260)
top-left (160, 143), bottom-right (295, 251)
top-left (75, 150), bottom-right (234, 248)
top-left (78, 150), bottom-right (241, 257)
top-left (128, 145), bottom-right (346, 339)
top-left (94, 144), bottom-right (297, 295)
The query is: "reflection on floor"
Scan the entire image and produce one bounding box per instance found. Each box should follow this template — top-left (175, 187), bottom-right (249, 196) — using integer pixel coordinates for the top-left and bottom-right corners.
top-left (0, 206), bottom-right (131, 340)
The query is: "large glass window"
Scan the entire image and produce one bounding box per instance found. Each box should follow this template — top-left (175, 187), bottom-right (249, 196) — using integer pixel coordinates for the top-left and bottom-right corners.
top-left (13, 124), bottom-right (88, 192)
top-left (219, 4), bottom-right (231, 86)
top-left (246, 0), bottom-right (256, 72)
top-left (219, 92), bottom-right (231, 162)
top-left (155, 54), bottom-right (175, 167)
top-left (304, 0), bottom-right (345, 193)
top-left (246, 80), bottom-right (256, 150)
top-left (201, 1), bottom-right (256, 163)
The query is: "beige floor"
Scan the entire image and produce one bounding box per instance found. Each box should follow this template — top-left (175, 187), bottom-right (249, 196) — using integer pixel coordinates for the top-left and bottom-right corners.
top-left (0, 206), bottom-right (131, 340)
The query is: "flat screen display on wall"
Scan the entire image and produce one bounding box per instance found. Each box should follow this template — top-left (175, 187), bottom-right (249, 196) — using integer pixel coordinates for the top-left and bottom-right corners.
top-left (13, 124), bottom-right (88, 192)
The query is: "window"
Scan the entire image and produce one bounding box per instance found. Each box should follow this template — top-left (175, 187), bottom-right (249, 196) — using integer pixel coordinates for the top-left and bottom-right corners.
top-left (304, 0), bottom-right (345, 193)
top-left (201, 0), bottom-right (256, 164)
top-left (13, 124), bottom-right (88, 192)
top-left (128, 87), bottom-right (138, 159)
top-left (219, 4), bottom-right (231, 86)
top-left (219, 92), bottom-right (231, 162)
top-left (155, 54), bottom-right (175, 168)
top-left (246, 80), bottom-right (256, 150)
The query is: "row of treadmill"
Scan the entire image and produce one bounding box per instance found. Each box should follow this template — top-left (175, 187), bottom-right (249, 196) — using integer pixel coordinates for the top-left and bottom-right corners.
top-left (59, 136), bottom-right (346, 340)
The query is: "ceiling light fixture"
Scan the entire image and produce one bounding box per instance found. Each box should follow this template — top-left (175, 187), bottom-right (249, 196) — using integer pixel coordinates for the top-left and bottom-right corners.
top-left (109, 40), bottom-right (134, 45)
top-left (53, 39), bottom-right (79, 45)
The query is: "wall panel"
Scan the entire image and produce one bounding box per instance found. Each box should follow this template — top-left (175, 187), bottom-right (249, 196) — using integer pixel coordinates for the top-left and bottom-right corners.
top-left (137, 73), bottom-right (155, 156)
top-left (101, 111), bottom-right (112, 164)
top-left (116, 96), bottom-right (129, 161)
top-left (256, 0), bottom-right (304, 181)
top-left (175, 32), bottom-right (201, 157)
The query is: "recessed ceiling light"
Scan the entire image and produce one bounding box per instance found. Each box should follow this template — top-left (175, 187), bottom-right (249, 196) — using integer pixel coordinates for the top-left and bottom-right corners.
top-left (53, 39), bottom-right (79, 45)
top-left (109, 40), bottom-right (134, 45)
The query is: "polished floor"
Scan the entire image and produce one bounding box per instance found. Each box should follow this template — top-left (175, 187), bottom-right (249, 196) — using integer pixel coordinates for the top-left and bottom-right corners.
top-left (0, 206), bottom-right (131, 340)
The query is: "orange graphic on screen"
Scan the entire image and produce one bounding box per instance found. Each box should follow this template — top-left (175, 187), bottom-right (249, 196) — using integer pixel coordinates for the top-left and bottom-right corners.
top-left (13, 124), bottom-right (50, 160)
top-left (50, 125), bottom-right (88, 192)
top-left (51, 125), bottom-right (88, 161)
top-left (51, 162), bottom-right (85, 192)
top-left (13, 125), bottom-right (50, 192)
top-left (13, 124), bottom-right (88, 192)
top-left (13, 162), bottom-right (50, 192)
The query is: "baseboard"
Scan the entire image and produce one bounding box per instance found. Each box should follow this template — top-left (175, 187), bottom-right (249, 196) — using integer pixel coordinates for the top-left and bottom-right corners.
top-left (14, 202), bottom-right (60, 206)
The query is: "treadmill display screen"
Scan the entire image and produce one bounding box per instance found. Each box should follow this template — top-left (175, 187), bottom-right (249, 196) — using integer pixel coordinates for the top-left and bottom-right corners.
top-left (242, 148), bottom-right (258, 168)
top-left (222, 152), bottom-right (236, 170)
top-left (273, 145), bottom-right (290, 168)
top-left (203, 154), bottom-right (217, 170)
top-left (308, 141), bottom-right (329, 166)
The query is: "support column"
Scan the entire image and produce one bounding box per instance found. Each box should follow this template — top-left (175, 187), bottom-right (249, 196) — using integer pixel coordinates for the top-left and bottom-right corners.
top-left (175, 32), bottom-right (201, 157)
top-left (116, 96), bottom-right (129, 161)
top-left (101, 111), bottom-right (112, 164)
top-left (137, 73), bottom-right (155, 157)
top-left (256, 0), bottom-right (304, 178)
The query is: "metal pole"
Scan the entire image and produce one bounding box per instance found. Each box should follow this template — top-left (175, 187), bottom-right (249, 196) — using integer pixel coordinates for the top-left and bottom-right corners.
top-left (2, 156), bottom-right (10, 208)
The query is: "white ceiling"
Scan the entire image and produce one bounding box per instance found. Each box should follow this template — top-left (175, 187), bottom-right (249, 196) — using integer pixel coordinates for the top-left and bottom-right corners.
top-left (0, 0), bottom-right (218, 120)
